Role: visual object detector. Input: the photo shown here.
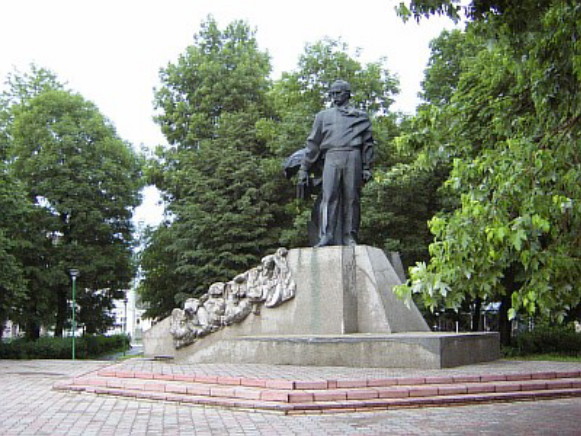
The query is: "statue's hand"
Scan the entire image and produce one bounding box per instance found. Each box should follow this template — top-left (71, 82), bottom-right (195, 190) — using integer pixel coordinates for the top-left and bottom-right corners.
top-left (363, 169), bottom-right (373, 184)
top-left (297, 168), bottom-right (309, 185)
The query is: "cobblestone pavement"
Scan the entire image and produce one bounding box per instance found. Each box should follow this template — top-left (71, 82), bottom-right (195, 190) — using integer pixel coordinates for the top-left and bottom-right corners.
top-left (1, 359), bottom-right (580, 435)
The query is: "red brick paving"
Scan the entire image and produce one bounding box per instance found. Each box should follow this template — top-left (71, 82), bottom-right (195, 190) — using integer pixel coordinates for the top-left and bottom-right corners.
top-left (1, 359), bottom-right (581, 434)
top-left (54, 356), bottom-right (581, 418)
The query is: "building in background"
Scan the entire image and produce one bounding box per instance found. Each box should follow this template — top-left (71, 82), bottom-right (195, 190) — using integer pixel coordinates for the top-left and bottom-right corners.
top-left (2, 283), bottom-right (152, 343)
top-left (110, 285), bottom-right (152, 344)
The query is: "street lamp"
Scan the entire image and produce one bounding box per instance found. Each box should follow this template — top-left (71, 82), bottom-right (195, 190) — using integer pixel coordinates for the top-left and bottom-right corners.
top-left (69, 269), bottom-right (80, 360)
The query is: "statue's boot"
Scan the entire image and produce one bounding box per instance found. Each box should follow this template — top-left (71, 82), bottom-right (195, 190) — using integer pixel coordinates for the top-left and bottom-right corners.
top-left (314, 236), bottom-right (333, 247)
top-left (344, 237), bottom-right (357, 246)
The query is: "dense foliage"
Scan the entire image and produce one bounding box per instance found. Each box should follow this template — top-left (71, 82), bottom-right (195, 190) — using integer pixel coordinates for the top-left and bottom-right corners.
top-left (0, 166), bottom-right (30, 333)
top-left (394, 0), bottom-right (581, 342)
top-left (0, 66), bottom-right (143, 338)
top-left (0, 334), bottom-right (130, 359)
top-left (139, 19), bottom-right (280, 317)
top-left (510, 323), bottom-right (581, 357)
top-left (0, 67), bottom-right (64, 335)
top-left (138, 19), bottom-right (414, 320)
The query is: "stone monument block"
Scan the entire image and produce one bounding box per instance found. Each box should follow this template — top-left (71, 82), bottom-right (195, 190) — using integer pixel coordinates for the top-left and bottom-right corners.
top-left (143, 246), bottom-right (499, 368)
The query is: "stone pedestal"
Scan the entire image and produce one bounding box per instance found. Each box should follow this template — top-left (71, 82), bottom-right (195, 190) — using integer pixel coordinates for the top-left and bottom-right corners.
top-left (179, 332), bottom-right (500, 369)
top-left (143, 246), bottom-right (500, 368)
top-left (273, 246), bottom-right (430, 335)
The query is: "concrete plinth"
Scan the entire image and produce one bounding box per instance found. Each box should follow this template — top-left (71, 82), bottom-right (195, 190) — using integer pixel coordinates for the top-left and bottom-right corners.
top-left (280, 245), bottom-right (430, 334)
top-left (177, 332), bottom-right (501, 369)
top-left (143, 246), bottom-right (500, 368)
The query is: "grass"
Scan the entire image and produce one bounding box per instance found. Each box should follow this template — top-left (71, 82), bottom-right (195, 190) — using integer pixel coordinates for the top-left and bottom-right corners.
top-left (504, 353), bottom-right (581, 362)
top-left (115, 352), bottom-right (144, 361)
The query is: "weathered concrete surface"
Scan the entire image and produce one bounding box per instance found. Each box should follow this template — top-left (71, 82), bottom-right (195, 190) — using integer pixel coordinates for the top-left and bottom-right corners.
top-left (143, 317), bottom-right (173, 358)
top-left (143, 246), bottom-right (499, 368)
top-left (176, 332), bottom-right (501, 369)
top-left (354, 246), bottom-right (429, 333)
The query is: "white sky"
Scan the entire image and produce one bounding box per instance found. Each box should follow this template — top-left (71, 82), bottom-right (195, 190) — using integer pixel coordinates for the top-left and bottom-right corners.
top-left (0, 0), bottom-right (456, 226)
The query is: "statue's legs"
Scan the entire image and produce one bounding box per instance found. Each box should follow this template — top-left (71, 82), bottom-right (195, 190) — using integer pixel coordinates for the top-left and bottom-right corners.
top-left (341, 150), bottom-right (362, 245)
top-left (317, 149), bottom-right (362, 246)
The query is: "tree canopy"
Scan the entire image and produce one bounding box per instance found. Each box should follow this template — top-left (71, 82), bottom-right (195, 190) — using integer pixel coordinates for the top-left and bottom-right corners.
top-left (394, 0), bottom-right (581, 340)
top-left (139, 19), bottom-right (407, 319)
top-left (139, 18), bottom-right (279, 318)
top-left (0, 164), bottom-right (30, 334)
top-left (1, 67), bottom-right (143, 337)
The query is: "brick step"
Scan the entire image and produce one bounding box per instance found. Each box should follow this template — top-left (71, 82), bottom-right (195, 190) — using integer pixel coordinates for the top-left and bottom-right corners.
top-left (56, 382), bottom-right (581, 414)
top-left (282, 388), bottom-right (581, 414)
top-left (92, 369), bottom-right (581, 390)
top-left (59, 375), bottom-right (581, 400)
top-left (54, 369), bottom-right (581, 414)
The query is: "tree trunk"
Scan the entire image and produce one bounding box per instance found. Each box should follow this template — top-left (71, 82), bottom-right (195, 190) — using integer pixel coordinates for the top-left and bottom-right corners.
top-left (498, 263), bottom-right (521, 346)
top-left (471, 298), bottom-right (482, 332)
top-left (25, 320), bottom-right (40, 340)
top-left (498, 294), bottom-right (512, 346)
top-left (54, 288), bottom-right (66, 337)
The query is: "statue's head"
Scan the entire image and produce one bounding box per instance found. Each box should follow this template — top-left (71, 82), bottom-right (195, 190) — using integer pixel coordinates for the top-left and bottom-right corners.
top-left (184, 298), bottom-right (200, 315)
top-left (209, 282), bottom-right (225, 296)
top-left (329, 80), bottom-right (351, 107)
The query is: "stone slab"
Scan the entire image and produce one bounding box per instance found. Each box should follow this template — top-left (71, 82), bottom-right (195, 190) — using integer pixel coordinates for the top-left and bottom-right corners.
top-left (353, 246), bottom-right (429, 333)
top-left (176, 332), bottom-right (501, 369)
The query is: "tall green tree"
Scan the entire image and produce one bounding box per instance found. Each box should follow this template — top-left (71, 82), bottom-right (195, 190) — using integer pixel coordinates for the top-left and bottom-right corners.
top-left (0, 66), bottom-right (66, 337)
top-left (395, 0), bottom-right (581, 343)
top-left (7, 87), bottom-right (143, 337)
top-left (420, 29), bottom-right (481, 106)
top-left (154, 17), bottom-right (271, 154)
top-left (371, 29), bottom-right (484, 268)
top-left (0, 65), bottom-right (64, 159)
top-left (140, 18), bottom-right (277, 318)
top-left (0, 164), bottom-right (31, 337)
top-left (166, 119), bottom-right (279, 295)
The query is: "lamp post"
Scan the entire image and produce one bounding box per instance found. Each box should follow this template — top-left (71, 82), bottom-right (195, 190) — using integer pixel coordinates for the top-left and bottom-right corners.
top-left (69, 269), bottom-right (80, 360)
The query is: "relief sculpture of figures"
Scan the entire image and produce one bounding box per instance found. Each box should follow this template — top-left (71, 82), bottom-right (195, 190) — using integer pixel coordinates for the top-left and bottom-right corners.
top-left (288, 80), bottom-right (374, 247)
top-left (170, 247), bottom-right (296, 349)
top-left (223, 274), bottom-right (252, 325)
top-left (264, 248), bottom-right (296, 307)
top-left (204, 282), bottom-right (227, 332)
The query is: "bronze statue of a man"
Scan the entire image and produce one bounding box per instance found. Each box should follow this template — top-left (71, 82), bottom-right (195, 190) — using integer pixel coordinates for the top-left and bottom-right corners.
top-left (297, 80), bottom-right (374, 247)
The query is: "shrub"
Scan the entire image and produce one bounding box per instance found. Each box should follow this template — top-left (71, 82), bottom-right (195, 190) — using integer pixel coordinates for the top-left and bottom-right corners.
top-left (0, 334), bottom-right (130, 359)
top-left (512, 324), bottom-right (581, 356)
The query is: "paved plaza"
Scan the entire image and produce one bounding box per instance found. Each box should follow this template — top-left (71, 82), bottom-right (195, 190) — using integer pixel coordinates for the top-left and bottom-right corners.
top-left (0, 359), bottom-right (580, 435)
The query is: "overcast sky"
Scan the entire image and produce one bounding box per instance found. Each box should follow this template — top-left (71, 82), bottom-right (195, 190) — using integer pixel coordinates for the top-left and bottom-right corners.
top-left (0, 0), bottom-right (456, 225)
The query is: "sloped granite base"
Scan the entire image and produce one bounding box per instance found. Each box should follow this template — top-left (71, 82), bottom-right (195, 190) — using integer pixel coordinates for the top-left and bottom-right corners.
top-left (143, 246), bottom-right (500, 368)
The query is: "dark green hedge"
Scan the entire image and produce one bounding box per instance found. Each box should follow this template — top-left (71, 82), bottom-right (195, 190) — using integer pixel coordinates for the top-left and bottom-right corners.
top-left (0, 334), bottom-right (130, 359)
top-left (511, 324), bottom-right (581, 356)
